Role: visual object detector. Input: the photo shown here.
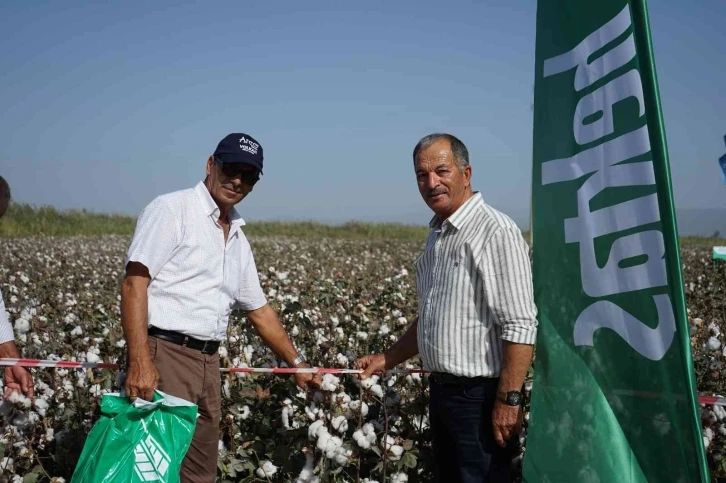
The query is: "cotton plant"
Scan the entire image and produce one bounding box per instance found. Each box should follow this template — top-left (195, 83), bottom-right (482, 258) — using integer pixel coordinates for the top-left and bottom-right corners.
top-left (2, 236), bottom-right (723, 480)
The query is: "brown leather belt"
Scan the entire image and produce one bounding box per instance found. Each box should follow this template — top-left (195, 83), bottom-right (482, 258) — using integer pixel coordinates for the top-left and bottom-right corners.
top-left (148, 326), bottom-right (220, 355)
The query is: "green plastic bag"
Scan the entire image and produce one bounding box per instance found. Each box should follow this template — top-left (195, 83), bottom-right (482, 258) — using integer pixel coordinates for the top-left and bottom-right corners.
top-left (71, 390), bottom-right (198, 482)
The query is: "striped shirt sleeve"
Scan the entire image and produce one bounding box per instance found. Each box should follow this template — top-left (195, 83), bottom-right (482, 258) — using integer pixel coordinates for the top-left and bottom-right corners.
top-left (126, 198), bottom-right (180, 279)
top-left (480, 227), bottom-right (538, 345)
top-left (0, 292), bottom-right (14, 345)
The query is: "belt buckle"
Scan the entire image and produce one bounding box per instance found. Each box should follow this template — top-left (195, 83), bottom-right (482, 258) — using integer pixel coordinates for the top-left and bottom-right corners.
top-left (181, 335), bottom-right (189, 348)
top-left (201, 340), bottom-right (210, 354)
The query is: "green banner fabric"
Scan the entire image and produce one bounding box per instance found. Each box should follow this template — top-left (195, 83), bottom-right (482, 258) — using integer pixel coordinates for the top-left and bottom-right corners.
top-left (713, 247), bottom-right (726, 261)
top-left (523, 1), bottom-right (709, 482)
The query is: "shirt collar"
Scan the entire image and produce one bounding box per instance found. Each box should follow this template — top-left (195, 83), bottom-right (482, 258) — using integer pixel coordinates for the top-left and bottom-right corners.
top-left (194, 182), bottom-right (246, 228)
top-left (428, 192), bottom-right (482, 231)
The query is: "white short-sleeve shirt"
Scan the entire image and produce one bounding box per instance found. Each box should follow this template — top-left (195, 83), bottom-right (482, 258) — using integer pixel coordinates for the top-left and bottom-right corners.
top-left (125, 182), bottom-right (267, 341)
top-left (0, 293), bottom-right (13, 345)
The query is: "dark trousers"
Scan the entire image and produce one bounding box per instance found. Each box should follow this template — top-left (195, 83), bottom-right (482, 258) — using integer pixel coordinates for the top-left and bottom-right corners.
top-left (429, 376), bottom-right (517, 483)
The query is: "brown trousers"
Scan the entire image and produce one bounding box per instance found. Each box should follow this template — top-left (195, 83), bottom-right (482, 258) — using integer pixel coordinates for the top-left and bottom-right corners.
top-left (148, 337), bottom-right (220, 483)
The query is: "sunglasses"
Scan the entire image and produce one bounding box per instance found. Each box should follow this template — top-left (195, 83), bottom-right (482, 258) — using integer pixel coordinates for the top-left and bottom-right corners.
top-left (215, 158), bottom-right (260, 186)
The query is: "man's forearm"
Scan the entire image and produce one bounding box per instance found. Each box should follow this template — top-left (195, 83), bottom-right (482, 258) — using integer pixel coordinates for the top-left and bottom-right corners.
top-left (0, 341), bottom-right (20, 358)
top-left (384, 318), bottom-right (419, 368)
top-left (121, 278), bottom-right (151, 361)
top-left (498, 341), bottom-right (534, 393)
top-left (248, 305), bottom-right (300, 365)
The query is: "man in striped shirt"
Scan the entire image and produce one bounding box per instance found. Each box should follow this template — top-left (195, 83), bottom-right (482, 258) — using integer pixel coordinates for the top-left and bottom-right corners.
top-left (0, 175), bottom-right (34, 400)
top-left (356, 134), bottom-right (538, 482)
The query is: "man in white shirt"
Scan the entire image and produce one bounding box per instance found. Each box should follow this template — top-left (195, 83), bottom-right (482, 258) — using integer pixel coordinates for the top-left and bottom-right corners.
top-left (0, 175), bottom-right (34, 400)
top-left (121, 133), bottom-right (319, 482)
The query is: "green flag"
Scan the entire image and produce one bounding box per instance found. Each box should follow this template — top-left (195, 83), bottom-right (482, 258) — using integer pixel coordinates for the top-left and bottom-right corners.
top-left (523, 1), bottom-right (709, 482)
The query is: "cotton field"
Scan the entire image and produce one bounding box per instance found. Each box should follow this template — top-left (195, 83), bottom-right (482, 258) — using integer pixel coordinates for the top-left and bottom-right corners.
top-left (0, 235), bottom-right (724, 482)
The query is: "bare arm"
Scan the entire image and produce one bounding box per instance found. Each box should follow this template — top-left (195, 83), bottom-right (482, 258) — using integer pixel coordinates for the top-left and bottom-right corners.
top-left (120, 262), bottom-right (158, 401)
top-left (384, 317), bottom-right (419, 368)
top-left (0, 340), bottom-right (20, 358)
top-left (492, 341), bottom-right (534, 447)
top-left (246, 304), bottom-right (320, 389)
top-left (498, 341), bottom-right (533, 396)
top-left (246, 304), bottom-right (301, 365)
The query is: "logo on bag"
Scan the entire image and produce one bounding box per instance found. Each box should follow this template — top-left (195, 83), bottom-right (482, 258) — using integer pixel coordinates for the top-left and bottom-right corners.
top-left (133, 435), bottom-right (171, 481)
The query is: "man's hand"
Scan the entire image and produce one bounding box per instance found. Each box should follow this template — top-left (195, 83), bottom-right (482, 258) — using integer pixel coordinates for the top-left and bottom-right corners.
top-left (492, 400), bottom-right (523, 447)
top-left (124, 356), bottom-right (159, 402)
top-left (293, 362), bottom-right (322, 391)
top-left (354, 353), bottom-right (388, 380)
top-left (3, 366), bottom-right (33, 400)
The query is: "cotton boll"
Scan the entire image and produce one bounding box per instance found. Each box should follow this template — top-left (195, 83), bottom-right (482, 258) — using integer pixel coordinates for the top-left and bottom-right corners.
top-left (331, 415), bottom-right (348, 434)
top-left (353, 429), bottom-right (371, 449)
top-left (390, 472), bottom-right (408, 483)
top-left (334, 448), bottom-right (351, 466)
top-left (309, 420), bottom-right (326, 440)
top-left (316, 429), bottom-right (332, 452)
top-left (70, 326), bottom-right (83, 336)
top-left (388, 445), bottom-right (403, 461)
top-left (86, 351), bottom-right (101, 363)
top-left (296, 454), bottom-right (315, 483)
top-left (324, 436), bottom-right (343, 460)
top-left (707, 337), bottom-right (721, 351)
top-left (321, 374), bottom-right (340, 392)
top-left (349, 400), bottom-right (369, 417)
top-left (240, 405), bottom-right (250, 420)
top-left (256, 460), bottom-right (278, 478)
top-left (335, 353), bottom-right (349, 367)
top-left (0, 458), bottom-right (13, 473)
top-left (34, 398), bottom-right (48, 417)
top-left (14, 318), bottom-right (30, 334)
top-left (371, 384), bottom-right (384, 398)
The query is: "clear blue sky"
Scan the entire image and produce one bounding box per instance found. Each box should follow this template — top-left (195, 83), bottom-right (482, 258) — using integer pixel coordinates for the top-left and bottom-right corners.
top-left (0, 0), bottom-right (723, 227)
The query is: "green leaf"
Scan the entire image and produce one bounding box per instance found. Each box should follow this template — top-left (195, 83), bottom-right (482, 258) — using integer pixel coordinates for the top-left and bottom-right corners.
top-left (23, 472), bottom-right (40, 483)
top-left (401, 451), bottom-right (418, 469)
top-left (371, 446), bottom-right (382, 457)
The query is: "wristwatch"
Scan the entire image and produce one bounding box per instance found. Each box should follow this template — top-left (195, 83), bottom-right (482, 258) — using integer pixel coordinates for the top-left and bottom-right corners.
top-left (498, 390), bottom-right (523, 406)
top-left (291, 355), bottom-right (307, 367)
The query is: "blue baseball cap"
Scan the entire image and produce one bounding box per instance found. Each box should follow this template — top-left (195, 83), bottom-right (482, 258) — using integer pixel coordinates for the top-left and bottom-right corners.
top-left (213, 133), bottom-right (264, 173)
